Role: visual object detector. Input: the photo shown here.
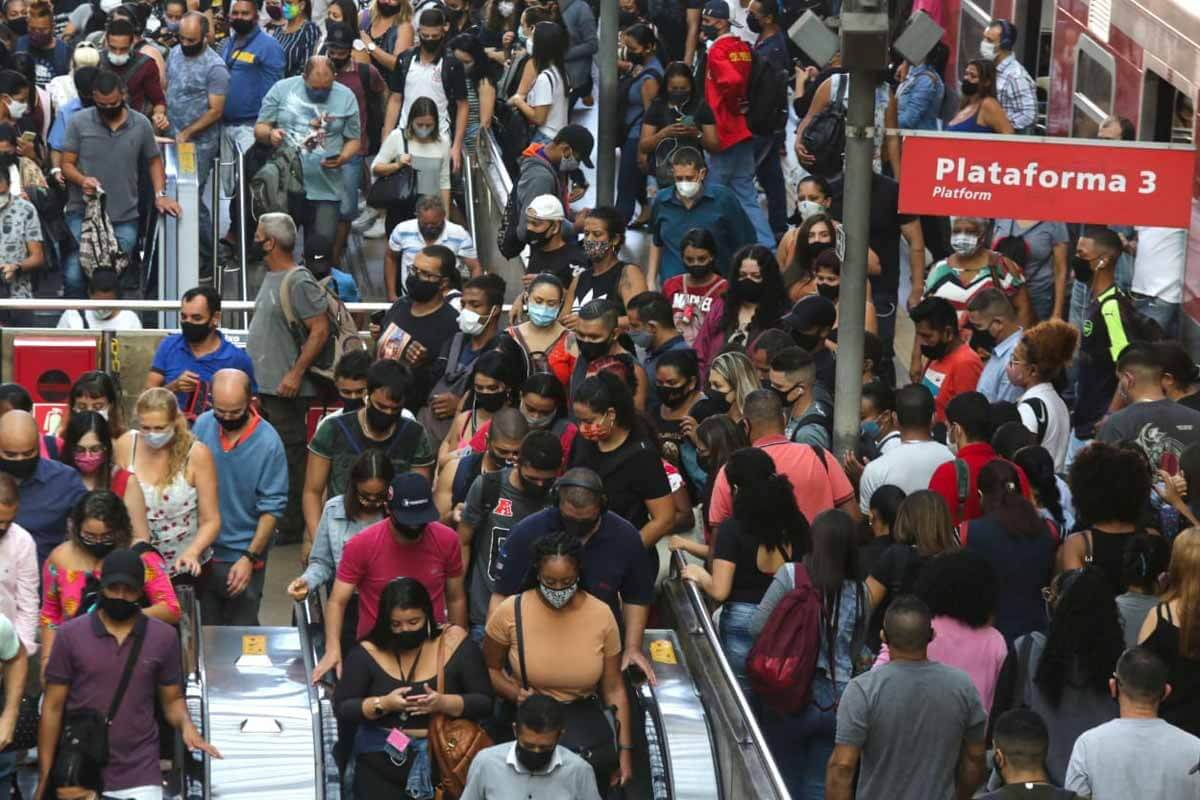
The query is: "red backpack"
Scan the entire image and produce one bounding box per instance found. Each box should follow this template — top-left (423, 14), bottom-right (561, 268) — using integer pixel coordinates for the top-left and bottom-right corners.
top-left (745, 563), bottom-right (824, 714)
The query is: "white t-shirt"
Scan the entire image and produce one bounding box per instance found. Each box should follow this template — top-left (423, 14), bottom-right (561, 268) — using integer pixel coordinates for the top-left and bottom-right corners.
top-left (386, 217), bottom-right (478, 284)
top-left (858, 439), bottom-right (955, 513)
top-left (57, 309), bottom-right (144, 331)
top-left (1017, 381), bottom-right (1070, 473)
top-left (527, 67), bottom-right (568, 140)
top-left (1132, 226), bottom-right (1187, 303)
top-left (402, 57), bottom-right (452, 140)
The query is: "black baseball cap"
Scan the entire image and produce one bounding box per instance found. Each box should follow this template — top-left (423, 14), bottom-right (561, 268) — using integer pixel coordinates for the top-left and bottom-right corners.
top-left (325, 22), bottom-right (355, 50)
top-left (553, 124), bottom-right (594, 168)
top-left (702, 0), bottom-right (738, 23)
top-left (780, 295), bottom-right (838, 332)
top-left (388, 473), bottom-right (438, 526)
top-left (100, 549), bottom-right (145, 592)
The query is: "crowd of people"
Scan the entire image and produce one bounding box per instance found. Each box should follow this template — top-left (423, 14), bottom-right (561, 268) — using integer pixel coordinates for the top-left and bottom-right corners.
top-left (0, 0), bottom-right (1192, 797)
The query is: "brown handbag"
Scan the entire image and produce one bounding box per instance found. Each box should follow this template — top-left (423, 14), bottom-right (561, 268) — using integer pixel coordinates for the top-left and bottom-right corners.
top-left (428, 632), bottom-right (493, 800)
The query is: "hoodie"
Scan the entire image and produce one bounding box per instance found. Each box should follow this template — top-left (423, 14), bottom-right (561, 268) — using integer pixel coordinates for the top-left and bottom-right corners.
top-left (514, 143), bottom-right (576, 242)
top-left (559, 0), bottom-right (598, 90)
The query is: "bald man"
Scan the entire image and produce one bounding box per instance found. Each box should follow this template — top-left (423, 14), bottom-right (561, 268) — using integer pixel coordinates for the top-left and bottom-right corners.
top-left (192, 370), bottom-right (288, 625)
top-left (0, 410), bottom-right (86, 565)
top-left (253, 54), bottom-right (360, 248)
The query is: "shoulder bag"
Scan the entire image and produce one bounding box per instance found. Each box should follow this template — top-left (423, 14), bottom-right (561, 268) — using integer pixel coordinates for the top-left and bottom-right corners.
top-left (367, 135), bottom-right (419, 214)
top-left (428, 632), bottom-right (493, 799)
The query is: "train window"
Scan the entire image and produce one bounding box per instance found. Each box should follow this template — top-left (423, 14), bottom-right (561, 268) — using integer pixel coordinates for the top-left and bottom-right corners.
top-left (1141, 70), bottom-right (1196, 145)
top-left (1071, 36), bottom-right (1115, 138)
top-left (957, 0), bottom-right (993, 82)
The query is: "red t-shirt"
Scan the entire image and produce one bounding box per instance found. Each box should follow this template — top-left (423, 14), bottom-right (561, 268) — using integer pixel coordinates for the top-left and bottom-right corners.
top-left (928, 442), bottom-right (1033, 526)
top-left (921, 343), bottom-right (983, 422)
top-left (704, 34), bottom-right (752, 148)
top-left (336, 519), bottom-right (464, 639)
top-left (662, 273), bottom-right (728, 344)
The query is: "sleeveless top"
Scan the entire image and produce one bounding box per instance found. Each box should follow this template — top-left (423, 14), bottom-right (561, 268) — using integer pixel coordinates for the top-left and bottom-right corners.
top-left (946, 111), bottom-right (994, 134)
top-left (571, 263), bottom-right (630, 313)
top-left (507, 324), bottom-right (567, 376)
top-left (1080, 528), bottom-right (1134, 596)
top-left (1142, 602), bottom-right (1200, 736)
top-left (130, 431), bottom-right (204, 575)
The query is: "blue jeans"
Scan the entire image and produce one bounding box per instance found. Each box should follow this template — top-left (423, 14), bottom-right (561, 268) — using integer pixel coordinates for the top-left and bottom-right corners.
top-left (753, 131), bottom-right (788, 236)
top-left (63, 212), bottom-right (139, 298)
top-left (0, 750), bottom-right (15, 796)
top-left (760, 675), bottom-right (843, 800)
top-left (615, 134), bottom-right (645, 223)
top-left (194, 139), bottom-right (219, 271)
top-left (1133, 293), bottom-right (1180, 339)
top-left (469, 623), bottom-right (486, 644)
top-left (718, 601), bottom-right (757, 697)
top-left (707, 138), bottom-right (775, 248)
top-left (339, 155), bottom-right (364, 221)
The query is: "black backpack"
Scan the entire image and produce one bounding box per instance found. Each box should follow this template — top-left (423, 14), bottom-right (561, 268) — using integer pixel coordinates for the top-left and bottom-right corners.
top-left (1104, 289), bottom-right (1165, 346)
top-left (497, 156), bottom-right (557, 259)
top-left (800, 74), bottom-right (848, 176)
top-left (746, 48), bottom-right (790, 136)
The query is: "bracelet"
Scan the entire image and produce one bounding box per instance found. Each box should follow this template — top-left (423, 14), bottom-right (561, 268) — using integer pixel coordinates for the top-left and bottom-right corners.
top-left (618, 744), bottom-right (635, 752)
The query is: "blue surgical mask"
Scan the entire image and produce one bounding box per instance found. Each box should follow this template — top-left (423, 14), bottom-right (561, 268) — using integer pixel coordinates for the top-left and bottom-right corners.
top-left (306, 87), bottom-right (331, 104)
top-left (527, 303), bottom-right (560, 327)
top-left (143, 429), bottom-right (175, 450)
top-left (860, 420), bottom-right (880, 440)
top-left (559, 155), bottom-right (579, 173)
top-left (629, 329), bottom-right (652, 351)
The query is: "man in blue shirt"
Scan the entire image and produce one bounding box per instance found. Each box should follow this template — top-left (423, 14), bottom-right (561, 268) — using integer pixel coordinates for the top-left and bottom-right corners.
top-left (646, 147), bottom-right (756, 287)
top-left (219, 0), bottom-right (284, 213)
top-left (47, 66), bottom-right (95, 157)
top-left (146, 286), bottom-right (256, 419)
top-left (748, 0), bottom-right (790, 238)
top-left (966, 288), bottom-right (1023, 404)
top-left (254, 57), bottom-right (360, 248)
top-left (0, 411), bottom-right (86, 565)
top-left (490, 468), bottom-right (657, 681)
top-left (16, 1), bottom-right (70, 87)
top-left (193, 370), bottom-right (288, 625)
top-left (627, 291), bottom-right (690, 412)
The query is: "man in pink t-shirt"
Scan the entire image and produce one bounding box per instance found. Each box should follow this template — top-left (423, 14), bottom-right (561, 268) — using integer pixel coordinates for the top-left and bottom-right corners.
top-left (312, 472), bottom-right (465, 681)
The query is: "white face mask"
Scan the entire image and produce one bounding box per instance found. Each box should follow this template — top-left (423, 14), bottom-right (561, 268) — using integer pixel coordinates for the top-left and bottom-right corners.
top-left (797, 199), bottom-right (825, 221)
top-left (92, 308), bottom-right (114, 320)
top-left (413, 124), bottom-right (435, 138)
top-left (107, 51), bottom-right (130, 66)
top-left (5, 99), bottom-right (25, 119)
top-left (458, 307), bottom-right (493, 336)
top-left (950, 233), bottom-right (979, 256)
top-left (143, 429), bottom-right (175, 450)
top-left (675, 180), bottom-right (701, 199)
top-left (980, 40), bottom-right (997, 61)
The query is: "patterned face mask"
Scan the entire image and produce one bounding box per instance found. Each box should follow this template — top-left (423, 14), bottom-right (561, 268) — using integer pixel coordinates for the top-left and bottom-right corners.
top-left (538, 580), bottom-right (578, 609)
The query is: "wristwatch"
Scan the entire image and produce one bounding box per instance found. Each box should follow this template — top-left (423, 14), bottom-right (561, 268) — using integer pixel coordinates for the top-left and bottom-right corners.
top-left (155, 189), bottom-right (169, 198)
top-left (353, 39), bottom-right (366, 52)
top-left (242, 548), bottom-right (264, 564)
top-left (366, 41), bottom-right (377, 53)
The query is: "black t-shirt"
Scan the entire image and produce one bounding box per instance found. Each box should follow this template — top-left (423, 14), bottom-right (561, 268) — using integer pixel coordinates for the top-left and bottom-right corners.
top-left (527, 240), bottom-right (587, 289)
top-left (380, 298), bottom-right (460, 410)
top-left (979, 786), bottom-right (1079, 800)
top-left (712, 517), bottom-right (781, 604)
top-left (1180, 393), bottom-right (1200, 414)
top-left (568, 435), bottom-right (671, 529)
top-left (643, 96), bottom-right (704, 154)
top-left (829, 171), bottom-right (913, 294)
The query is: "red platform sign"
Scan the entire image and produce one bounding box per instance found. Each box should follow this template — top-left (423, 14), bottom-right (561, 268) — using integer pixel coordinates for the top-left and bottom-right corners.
top-left (898, 133), bottom-right (1194, 228)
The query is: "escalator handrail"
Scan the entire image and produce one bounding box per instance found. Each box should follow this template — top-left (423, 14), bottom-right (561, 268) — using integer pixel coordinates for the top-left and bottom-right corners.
top-left (672, 549), bottom-right (791, 797)
top-left (294, 598), bottom-right (328, 800)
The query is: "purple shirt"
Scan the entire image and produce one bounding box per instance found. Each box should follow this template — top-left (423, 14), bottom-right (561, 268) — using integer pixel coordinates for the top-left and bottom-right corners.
top-left (45, 613), bottom-right (182, 792)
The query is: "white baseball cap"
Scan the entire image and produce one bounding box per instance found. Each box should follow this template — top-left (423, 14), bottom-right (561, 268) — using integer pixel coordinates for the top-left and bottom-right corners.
top-left (527, 194), bottom-right (565, 222)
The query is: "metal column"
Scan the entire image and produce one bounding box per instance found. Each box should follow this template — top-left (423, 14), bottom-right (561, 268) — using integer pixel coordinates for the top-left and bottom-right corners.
top-left (596, 0), bottom-right (619, 206)
top-left (159, 142), bottom-right (201, 329)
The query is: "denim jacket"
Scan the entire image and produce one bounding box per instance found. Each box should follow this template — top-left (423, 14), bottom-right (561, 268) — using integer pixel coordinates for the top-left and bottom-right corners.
top-left (897, 63), bottom-right (945, 131)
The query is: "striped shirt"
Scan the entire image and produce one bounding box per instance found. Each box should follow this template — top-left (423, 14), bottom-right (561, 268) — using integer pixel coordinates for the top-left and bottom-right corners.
top-left (387, 218), bottom-right (478, 285)
top-left (995, 54), bottom-right (1037, 131)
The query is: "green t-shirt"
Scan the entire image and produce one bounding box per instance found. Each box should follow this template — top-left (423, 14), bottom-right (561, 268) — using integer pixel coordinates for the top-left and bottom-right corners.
top-left (308, 410), bottom-right (435, 497)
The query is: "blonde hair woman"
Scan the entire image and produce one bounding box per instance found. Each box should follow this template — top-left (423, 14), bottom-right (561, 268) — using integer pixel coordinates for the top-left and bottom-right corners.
top-left (707, 351), bottom-right (760, 423)
top-left (1139, 528), bottom-right (1200, 736)
top-left (115, 388), bottom-right (220, 578)
top-left (865, 489), bottom-right (958, 608)
top-left (359, 0), bottom-right (413, 72)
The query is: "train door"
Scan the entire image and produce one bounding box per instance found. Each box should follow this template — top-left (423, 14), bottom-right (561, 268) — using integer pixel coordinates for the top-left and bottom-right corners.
top-left (1010, 0), bottom-right (1055, 130)
top-left (1069, 33), bottom-right (1116, 138)
top-left (1139, 68), bottom-right (1196, 145)
top-left (957, 0), bottom-right (992, 84)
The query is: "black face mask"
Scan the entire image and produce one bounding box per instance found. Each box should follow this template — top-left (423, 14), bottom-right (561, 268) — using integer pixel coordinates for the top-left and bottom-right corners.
top-left (960, 79), bottom-right (979, 96)
top-left (0, 456), bottom-right (37, 481)
top-left (515, 743), bottom-right (555, 772)
top-left (341, 396), bottom-right (365, 412)
top-left (376, 1), bottom-right (401, 15)
top-left (474, 390), bottom-right (507, 413)
top-left (217, 410), bottom-right (249, 431)
top-left (391, 627), bottom-right (428, 651)
top-left (770, 384), bottom-right (797, 407)
top-left (701, 23), bottom-right (719, 40)
top-left (97, 103), bottom-right (123, 121)
top-left (733, 278), bottom-right (765, 303)
top-left (791, 331), bottom-right (822, 351)
top-left (229, 17), bottom-right (256, 35)
top-left (392, 519), bottom-right (426, 540)
top-left (330, 56), bottom-right (349, 71)
top-left (100, 595), bottom-right (139, 621)
top-left (707, 391), bottom-right (731, 415)
top-left (520, 473), bottom-right (552, 498)
top-left (82, 539), bottom-right (115, 560)
top-left (181, 41), bottom-right (205, 57)
top-left (1071, 256), bottom-right (1094, 284)
top-left (816, 283), bottom-right (839, 302)
top-left (180, 320), bottom-right (212, 344)
top-left (968, 326), bottom-right (996, 352)
top-left (365, 402), bottom-right (399, 432)
top-left (420, 36), bottom-right (444, 54)
top-left (745, 14), bottom-right (761, 32)
top-left (561, 513), bottom-right (599, 538)
top-left (7, 18), bottom-right (26, 36)
top-left (626, 50), bottom-right (644, 65)
top-left (577, 338), bottom-right (611, 362)
top-left (920, 340), bottom-right (950, 361)
top-left (525, 226), bottom-right (549, 246)
top-left (418, 223), bottom-right (444, 241)
top-left (618, 9), bottom-right (638, 27)
top-left (684, 261), bottom-right (712, 280)
top-left (667, 90), bottom-right (690, 107)
top-left (655, 383), bottom-right (691, 409)
top-left (405, 273), bottom-right (441, 302)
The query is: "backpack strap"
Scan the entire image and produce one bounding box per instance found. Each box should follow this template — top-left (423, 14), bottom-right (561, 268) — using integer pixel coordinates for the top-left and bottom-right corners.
top-left (514, 593), bottom-right (529, 690)
top-left (810, 444), bottom-right (829, 473)
top-left (480, 469), bottom-right (505, 516)
top-left (332, 413), bottom-right (364, 456)
top-left (833, 73), bottom-right (849, 109)
top-left (278, 267), bottom-right (302, 329)
top-left (108, 614), bottom-right (148, 723)
top-left (79, 311), bottom-right (89, 329)
top-left (954, 458), bottom-right (969, 520)
top-left (1019, 397), bottom-right (1050, 444)
top-left (1082, 529), bottom-right (1093, 564)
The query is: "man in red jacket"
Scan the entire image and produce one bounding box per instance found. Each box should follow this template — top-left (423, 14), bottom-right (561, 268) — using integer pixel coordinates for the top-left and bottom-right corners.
top-left (698, 0), bottom-right (774, 246)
